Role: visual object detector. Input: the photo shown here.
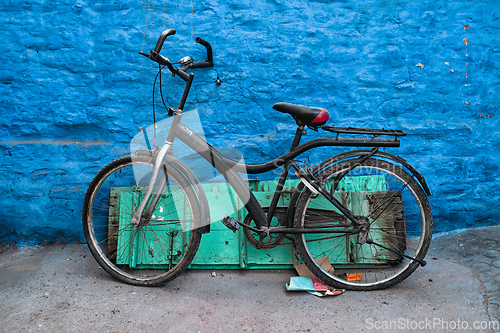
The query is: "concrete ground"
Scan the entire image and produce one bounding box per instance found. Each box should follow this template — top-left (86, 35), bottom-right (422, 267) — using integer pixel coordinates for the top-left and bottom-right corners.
top-left (1, 226), bottom-right (500, 333)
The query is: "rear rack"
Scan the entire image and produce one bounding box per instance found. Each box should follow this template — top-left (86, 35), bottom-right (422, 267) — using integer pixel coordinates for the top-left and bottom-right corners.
top-left (322, 126), bottom-right (406, 138)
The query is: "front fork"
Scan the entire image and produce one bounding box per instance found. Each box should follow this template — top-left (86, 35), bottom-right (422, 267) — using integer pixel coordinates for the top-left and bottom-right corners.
top-left (130, 142), bottom-right (172, 226)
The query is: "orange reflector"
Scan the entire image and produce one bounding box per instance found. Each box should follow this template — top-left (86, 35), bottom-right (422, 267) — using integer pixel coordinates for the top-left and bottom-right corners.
top-left (346, 273), bottom-right (362, 282)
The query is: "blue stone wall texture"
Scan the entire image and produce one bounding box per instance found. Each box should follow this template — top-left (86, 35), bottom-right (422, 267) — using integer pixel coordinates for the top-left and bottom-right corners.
top-left (1, 0), bottom-right (499, 245)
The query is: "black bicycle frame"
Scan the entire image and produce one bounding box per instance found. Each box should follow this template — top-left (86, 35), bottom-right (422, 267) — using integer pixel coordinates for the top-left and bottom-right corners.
top-left (131, 31), bottom-right (428, 267)
top-left (143, 54), bottom-right (403, 232)
top-left (167, 112), bottom-right (400, 231)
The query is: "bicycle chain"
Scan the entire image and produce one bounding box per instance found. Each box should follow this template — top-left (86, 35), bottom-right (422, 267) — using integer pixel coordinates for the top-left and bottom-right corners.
top-left (243, 213), bottom-right (287, 249)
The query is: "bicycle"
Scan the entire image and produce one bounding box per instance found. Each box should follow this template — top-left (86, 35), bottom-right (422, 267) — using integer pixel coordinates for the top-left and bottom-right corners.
top-left (82, 29), bottom-right (433, 291)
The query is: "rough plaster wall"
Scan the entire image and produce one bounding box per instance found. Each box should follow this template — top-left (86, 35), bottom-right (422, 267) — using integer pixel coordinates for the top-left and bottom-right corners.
top-left (1, 0), bottom-right (499, 244)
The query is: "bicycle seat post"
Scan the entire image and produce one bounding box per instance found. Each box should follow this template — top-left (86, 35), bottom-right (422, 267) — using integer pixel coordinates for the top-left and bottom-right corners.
top-left (265, 123), bottom-right (306, 225)
top-left (291, 121), bottom-right (306, 151)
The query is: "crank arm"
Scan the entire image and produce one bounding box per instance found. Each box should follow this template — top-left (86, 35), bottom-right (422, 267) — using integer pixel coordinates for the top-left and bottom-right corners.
top-left (366, 239), bottom-right (427, 267)
top-left (233, 219), bottom-right (261, 233)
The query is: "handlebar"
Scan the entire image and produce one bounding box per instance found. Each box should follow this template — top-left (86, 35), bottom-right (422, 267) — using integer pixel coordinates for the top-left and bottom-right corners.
top-left (139, 29), bottom-right (213, 82)
top-left (192, 37), bottom-right (213, 68)
top-left (153, 28), bottom-right (176, 54)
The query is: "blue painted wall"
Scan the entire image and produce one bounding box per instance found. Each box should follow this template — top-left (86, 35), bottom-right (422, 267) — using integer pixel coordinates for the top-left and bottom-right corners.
top-left (1, 0), bottom-right (499, 245)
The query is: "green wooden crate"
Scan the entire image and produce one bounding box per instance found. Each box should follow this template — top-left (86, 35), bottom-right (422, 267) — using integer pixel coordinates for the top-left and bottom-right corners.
top-left (110, 176), bottom-right (403, 269)
top-left (111, 186), bottom-right (192, 268)
top-left (189, 181), bottom-right (299, 269)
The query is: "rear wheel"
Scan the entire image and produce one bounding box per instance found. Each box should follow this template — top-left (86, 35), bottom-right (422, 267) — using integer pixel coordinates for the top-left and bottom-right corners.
top-left (294, 158), bottom-right (432, 290)
top-left (82, 155), bottom-right (202, 286)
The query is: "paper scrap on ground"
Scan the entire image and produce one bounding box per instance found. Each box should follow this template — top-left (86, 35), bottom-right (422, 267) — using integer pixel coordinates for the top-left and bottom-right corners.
top-left (288, 258), bottom-right (344, 297)
top-left (286, 276), bottom-right (345, 297)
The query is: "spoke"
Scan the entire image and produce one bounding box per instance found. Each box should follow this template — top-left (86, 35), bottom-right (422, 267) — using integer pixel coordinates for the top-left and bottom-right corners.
top-left (367, 239), bottom-right (426, 266)
top-left (297, 159), bottom-right (429, 289)
top-left (86, 157), bottom-right (199, 284)
top-left (368, 183), bottom-right (407, 222)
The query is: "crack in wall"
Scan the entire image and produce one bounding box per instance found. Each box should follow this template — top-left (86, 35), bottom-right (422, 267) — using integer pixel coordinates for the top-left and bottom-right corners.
top-left (0, 139), bottom-right (110, 146)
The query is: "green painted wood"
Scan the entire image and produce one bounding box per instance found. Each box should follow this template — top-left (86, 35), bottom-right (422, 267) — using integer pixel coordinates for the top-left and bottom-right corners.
top-left (190, 181), bottom-right (300, 269)
top-left (111, 177), bottom-right (404, 269)
top-left (113, 185), bottom-right (193, 268)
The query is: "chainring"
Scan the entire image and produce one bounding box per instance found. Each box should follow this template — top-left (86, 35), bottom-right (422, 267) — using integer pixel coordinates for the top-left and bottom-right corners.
top-left (243, 207), bottom-right (289, 249)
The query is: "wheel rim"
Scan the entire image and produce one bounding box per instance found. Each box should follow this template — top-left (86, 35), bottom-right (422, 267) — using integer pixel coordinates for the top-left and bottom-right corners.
top-left (86, 160), bottom-right (197, 282)
top-left (298, 160), bottom-right (430, 288)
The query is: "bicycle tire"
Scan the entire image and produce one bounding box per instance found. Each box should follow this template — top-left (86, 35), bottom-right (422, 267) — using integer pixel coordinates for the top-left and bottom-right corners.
top-left (294, 158), bottom-right (432, 290)
top-left (82, 155), bottom-right (202, 286)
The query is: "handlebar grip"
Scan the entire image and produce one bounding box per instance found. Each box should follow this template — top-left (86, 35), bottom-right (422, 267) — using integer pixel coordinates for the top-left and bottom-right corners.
top-left (195, 37), bottom-right (213, 65)
top-left (153, 28), bottom-right (176, 54)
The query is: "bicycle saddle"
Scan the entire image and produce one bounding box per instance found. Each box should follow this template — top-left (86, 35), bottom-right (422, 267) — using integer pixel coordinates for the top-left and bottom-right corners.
top-left (272, 102), bottom-right (329, 126)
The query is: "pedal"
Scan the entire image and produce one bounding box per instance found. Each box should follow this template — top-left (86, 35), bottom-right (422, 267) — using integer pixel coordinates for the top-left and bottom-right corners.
top-left (221, 215), bottom-right (240, 233)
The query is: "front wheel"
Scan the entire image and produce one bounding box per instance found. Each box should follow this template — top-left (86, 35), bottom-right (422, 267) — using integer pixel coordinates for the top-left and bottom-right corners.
top-left (294, 158), bottom-right (432, 290)
top-left (82, 155), bottom-right (202, 286)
